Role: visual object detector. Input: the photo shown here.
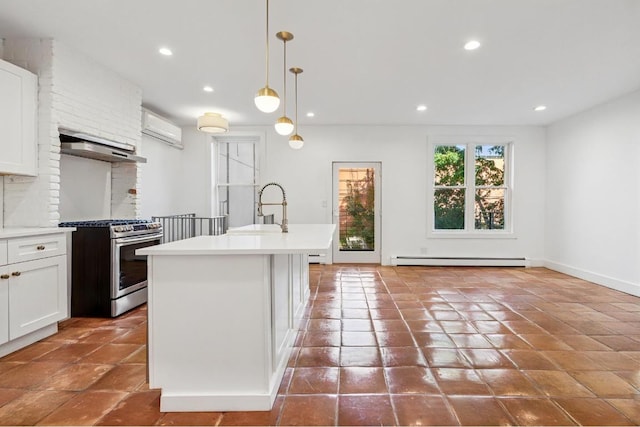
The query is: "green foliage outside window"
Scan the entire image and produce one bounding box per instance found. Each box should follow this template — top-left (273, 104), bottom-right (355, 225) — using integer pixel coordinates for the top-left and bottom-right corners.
top-left (434, 145), bottom-right (465, 229)
top-left (475, 145), bottom-right (505, 229)
top-left (341, 169), bottom-right (375, 250)
top-left (434, 144), bottom-right (506, 230)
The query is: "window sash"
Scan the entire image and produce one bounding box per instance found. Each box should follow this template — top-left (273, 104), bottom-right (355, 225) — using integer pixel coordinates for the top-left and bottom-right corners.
top-left (431, 142), bottom-right (511, 233)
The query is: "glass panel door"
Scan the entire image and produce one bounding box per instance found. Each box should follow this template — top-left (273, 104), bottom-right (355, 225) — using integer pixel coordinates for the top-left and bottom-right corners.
top-left (332, 162), bottom-right (381, 263)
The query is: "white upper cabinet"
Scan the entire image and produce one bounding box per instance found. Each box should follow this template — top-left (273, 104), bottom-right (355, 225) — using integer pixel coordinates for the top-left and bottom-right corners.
top-left (0, 59), bottom-right (37, 176)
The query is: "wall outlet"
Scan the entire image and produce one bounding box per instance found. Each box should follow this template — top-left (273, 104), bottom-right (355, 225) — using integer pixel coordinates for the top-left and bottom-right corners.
top-left (321, 200), bottom-right (327, 208)
top-left (420, 247), bottom-right (428, 254)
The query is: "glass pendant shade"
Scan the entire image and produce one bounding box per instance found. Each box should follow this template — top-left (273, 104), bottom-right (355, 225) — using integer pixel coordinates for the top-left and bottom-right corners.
top-left (275, 116), bottom-right (294, 136)
top-left (197, 112), bottom-right (229, 133)
top-left (254, 86), bottom-right (280, 113)
top-left (288, 133), bottom-right (304, 149)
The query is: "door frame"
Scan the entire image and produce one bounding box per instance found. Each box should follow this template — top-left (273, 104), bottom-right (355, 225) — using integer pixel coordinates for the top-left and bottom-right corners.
top-left (332, 161), bottom-right (382, 264)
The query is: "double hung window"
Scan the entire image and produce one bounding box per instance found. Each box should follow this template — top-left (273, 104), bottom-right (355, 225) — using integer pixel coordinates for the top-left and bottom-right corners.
top-left (431, 141), bottom-right (511, 233)
top-left (216, 138), bottom-right (259, 227)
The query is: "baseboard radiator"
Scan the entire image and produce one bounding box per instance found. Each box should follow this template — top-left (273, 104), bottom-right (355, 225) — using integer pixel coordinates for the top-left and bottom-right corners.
top-left (308, 254), bottom-right (327, 264)
top-left (391, 255), bottom-right (528, 267)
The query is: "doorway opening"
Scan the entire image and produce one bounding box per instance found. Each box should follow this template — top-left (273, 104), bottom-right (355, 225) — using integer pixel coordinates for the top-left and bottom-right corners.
top-left (332, 162), bottom-right (381, 264)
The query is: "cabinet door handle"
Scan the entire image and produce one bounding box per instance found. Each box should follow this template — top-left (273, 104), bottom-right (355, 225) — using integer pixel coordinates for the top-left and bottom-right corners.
top-left (37, 245), bottom-right (46, 250)
top-left (0, 274), bottom-right (9, 280)
top-left (11, 271), bottom-right (21, 277)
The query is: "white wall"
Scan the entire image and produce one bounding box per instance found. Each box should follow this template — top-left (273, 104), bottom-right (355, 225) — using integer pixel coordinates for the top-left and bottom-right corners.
top-left (174, 127), bottom-right (215, 217)
top-left (0, 177), bottom-right (3, 229)
top-left (138, 134), bottom-right (184, 219)
top-left (546, 89), bottom-right (640, 296)
top-left (179, 124), bottom-right (546, 265)
top-left (59, 155), bottom-right (111, 221)
top-left (0, 39), bottom-right (3, 228)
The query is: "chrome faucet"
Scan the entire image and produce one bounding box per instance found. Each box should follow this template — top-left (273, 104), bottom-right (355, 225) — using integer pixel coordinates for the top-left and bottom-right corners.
top-left (257, 182), bottom-right (288, 232)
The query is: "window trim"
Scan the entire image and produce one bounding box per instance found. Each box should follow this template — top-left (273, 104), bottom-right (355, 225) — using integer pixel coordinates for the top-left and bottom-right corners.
top-left (427, 136), bottom-right (515, 239)
top-left (212, 132), bottom-right (264, 219)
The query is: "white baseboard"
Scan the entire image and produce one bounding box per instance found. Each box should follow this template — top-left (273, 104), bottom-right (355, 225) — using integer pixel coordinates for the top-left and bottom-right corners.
top-left (545, 260), bottom-right (640, 297)
top-left (391, 255), bottom-right (529, 267)
top-left (308, 254), bottom-right (327, 264)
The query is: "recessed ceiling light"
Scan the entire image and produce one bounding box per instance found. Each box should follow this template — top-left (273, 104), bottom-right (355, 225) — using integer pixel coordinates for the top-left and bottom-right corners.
top-left (416, 105), bottom-right (427, 112)
top-left (464, 40), bottom-right (481, 51)
top-left (158, 47), bottom-right (173, 56)
top-left (203, 86), bottom-right (214, 93)
top-left (306, 112), bottom-right (315, 118)
top-left (534, 105), bottom-right (547, 111)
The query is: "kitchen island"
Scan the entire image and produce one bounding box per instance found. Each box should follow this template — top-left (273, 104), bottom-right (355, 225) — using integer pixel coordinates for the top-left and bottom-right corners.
top-left (137, 224), bottom-right (334, 412)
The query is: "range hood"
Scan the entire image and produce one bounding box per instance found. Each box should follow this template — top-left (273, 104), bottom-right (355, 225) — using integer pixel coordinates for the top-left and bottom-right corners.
top-left (59, 129), bottom-right (147, 163)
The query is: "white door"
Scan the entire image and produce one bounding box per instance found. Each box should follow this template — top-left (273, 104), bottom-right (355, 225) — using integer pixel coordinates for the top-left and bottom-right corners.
top-left (332, 162), bottom-right (381, 263)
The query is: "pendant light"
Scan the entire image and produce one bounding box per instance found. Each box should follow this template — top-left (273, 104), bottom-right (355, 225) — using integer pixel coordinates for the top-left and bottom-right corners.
top-left (288, 67), bottom-right (304, 149)
top-left (254, 0), bottom-right (280, 113)
top-left (274, 31), bottom-right (294, 136)
top-left (197, 112), bottom-right (229, 133)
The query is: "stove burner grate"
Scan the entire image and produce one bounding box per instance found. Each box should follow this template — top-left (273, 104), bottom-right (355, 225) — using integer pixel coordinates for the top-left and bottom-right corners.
top-left (59, 219), bottom-right (151, 228)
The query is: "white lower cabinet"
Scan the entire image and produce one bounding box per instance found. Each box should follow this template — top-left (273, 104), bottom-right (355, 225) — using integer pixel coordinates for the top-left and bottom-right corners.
top-left (0, 267), bottom-right (8, 345)
top-left (0, 232), bottom-right (69, 357)
top-left (291, 254), bottom-right (309, 325)
top-left (8, 256), bottom-right (67, 340)
top-left (270, 254), bottom-right (310, 374)
top-left (148, 252), bottom-right (313, 412)
top-left (271, 254), bottom-right (291, 373)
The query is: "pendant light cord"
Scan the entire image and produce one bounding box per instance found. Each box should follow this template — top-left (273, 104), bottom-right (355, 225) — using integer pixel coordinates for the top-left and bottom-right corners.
top-left (283, 39), bottom-right (287, 114)
top-left (294, 72), bottom-right (298, 133)
top-left (265, 0), bottom-right (270, 86)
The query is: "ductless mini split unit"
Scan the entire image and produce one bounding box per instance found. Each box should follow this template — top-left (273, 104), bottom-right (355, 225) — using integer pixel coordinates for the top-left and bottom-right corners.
top-left (141, 108), bottom-right (183, 149)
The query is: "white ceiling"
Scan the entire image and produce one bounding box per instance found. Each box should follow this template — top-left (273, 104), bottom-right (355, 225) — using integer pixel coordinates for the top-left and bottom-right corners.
top-left (1, 0), bottom-right (639, 128)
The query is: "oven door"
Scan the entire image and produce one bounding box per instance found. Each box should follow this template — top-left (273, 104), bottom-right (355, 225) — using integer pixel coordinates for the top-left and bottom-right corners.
top-left (111, 234), bottom-right (162, 299)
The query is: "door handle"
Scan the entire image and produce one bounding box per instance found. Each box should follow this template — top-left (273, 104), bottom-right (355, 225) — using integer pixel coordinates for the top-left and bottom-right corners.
top-left (0, 274), bottom-right (9, 280)
top-left (37, 245), bottom-right (46, 250)
top-left (11, 272), bottom-right (21, 277)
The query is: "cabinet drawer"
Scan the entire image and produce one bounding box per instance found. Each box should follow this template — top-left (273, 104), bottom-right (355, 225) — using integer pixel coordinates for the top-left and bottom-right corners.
top-left (8, 234), bottom-right (66, 264)
top-left (0, 241), bottom-right (7, 266)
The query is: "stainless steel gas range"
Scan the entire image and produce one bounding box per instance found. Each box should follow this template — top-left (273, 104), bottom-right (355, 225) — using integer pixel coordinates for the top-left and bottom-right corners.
top-left (59, 219), bottom-right (163, 317)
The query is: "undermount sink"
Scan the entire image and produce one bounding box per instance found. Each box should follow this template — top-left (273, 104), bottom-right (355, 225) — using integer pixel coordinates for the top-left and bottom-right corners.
top-left (226, 224), bottom-right (283, 235)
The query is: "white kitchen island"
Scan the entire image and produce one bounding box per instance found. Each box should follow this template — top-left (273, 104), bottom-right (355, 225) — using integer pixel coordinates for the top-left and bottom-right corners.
top-left (137, 224), bottom-right (334, 412)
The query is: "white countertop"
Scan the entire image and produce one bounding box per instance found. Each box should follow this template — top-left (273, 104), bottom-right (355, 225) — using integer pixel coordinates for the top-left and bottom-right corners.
top-left (0, 227), bottom-right (75, 239)
top-left (138, 224), bottom-right (335, 256)
top-left (227, 224), bottom-right (283, 234)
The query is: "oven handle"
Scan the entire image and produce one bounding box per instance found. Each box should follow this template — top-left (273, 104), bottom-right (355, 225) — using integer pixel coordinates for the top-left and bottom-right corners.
top-left (114, 234), bottom-right (163, 246)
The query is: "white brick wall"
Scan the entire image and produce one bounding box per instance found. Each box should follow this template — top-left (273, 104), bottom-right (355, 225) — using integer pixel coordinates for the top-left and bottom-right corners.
top-left (2, 39), bottom-right (142, 226)
top-left (111, 162), bottom-right (141, 219)
top-left (3, 39), bottom-right (57, 226)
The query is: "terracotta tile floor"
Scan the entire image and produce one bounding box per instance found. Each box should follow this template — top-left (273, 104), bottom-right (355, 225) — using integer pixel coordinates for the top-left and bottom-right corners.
top-left (1, 265), bottom-right (639, 426)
